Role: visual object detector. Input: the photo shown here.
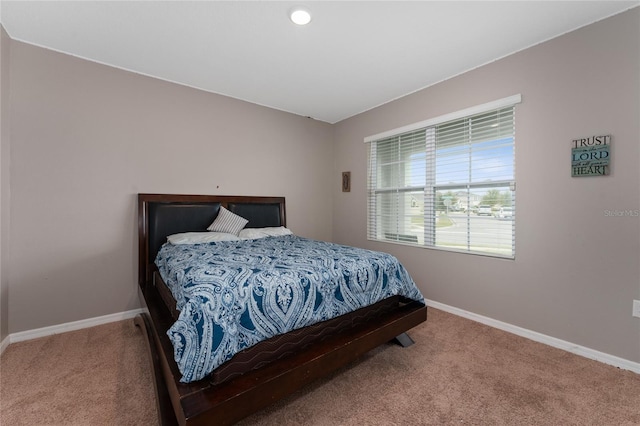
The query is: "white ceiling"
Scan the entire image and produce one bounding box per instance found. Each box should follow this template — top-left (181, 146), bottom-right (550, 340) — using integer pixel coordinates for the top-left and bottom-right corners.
top-left (1, 1), bottom-right (638, 123)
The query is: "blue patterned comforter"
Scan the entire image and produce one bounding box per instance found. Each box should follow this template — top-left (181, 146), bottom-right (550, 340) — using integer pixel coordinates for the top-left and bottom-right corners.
top-left (155, 235), bottom-right (424, 383)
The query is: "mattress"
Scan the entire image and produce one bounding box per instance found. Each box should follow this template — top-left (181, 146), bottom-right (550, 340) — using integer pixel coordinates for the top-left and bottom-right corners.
top-left (155, 235), bottom-right (424, 383)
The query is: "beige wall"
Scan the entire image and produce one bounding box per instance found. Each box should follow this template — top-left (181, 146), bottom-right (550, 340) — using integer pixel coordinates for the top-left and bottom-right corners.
top-left (0, 26), bottom-right (10, 342)
top-left (333, 9), bottom-right (640, 363)
top-left (8, 40), bottom-right (334, 333)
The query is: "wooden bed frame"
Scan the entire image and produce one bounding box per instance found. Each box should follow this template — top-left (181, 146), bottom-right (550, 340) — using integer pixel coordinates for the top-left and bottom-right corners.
top-left (136, 193), bottom-right (427, 426)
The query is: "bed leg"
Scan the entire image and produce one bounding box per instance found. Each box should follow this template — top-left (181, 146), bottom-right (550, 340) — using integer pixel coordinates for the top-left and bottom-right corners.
top-left (134, 314), bottom-right (180, 426)
top-left (393, 332), bottom-right (415, 347)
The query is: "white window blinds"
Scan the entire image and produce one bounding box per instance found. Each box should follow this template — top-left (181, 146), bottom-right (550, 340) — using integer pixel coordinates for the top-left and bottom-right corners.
top-left (366, 95), bottom-right (520, 258)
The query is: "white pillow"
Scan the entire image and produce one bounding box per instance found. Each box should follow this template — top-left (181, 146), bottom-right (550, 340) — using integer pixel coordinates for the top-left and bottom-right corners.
top-left (206, 207), bottom-right (248, 235)
top-left (239, 226), bottom-right (293, 240)
top-left (167, 232), bottom-right (240, 245)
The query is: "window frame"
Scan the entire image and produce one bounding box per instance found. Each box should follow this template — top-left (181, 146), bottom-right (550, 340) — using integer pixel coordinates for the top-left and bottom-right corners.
top-left (365, 95), bottom-right (521, 259)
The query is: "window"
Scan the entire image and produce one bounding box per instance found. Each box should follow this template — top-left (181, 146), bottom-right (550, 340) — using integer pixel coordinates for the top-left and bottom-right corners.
top-left (366, 95), bottom-right (520, 258)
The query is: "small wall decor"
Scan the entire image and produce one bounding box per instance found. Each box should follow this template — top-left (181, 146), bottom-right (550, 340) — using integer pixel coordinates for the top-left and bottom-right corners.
top-left (571, 134), bottom-right (611, 177)
top-left (342, 172), bottom-right (351, 192)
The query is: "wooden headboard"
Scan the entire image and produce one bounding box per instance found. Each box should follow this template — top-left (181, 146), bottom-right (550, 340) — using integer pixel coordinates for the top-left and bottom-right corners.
top-left (137, 194), bottom-right (286, 288)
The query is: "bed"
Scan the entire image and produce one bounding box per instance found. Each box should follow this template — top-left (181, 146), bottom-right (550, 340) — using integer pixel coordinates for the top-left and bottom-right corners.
top-left (136, 193), bottom-right (427, 426)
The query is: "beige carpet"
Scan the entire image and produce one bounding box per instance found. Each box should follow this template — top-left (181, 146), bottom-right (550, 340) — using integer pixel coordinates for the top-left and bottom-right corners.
top-left (2, 308), bottom-right (639, 425)
top-left (1, 319), bottom-right (157, 425)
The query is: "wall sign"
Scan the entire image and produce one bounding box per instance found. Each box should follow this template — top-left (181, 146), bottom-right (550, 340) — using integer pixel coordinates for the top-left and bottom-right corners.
top-left (571, 135), bottom-right (611, 177)
top-left (342, 171), bottom-right (351, 192)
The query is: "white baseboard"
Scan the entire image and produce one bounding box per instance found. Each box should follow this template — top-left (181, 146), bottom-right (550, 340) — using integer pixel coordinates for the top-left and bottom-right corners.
top-left (3, 302), bottom-right (639, 376)
top-left (425, 299), bottom-right (640, 375)
top-left (0, 334), bottom-right (9, 355)
top-left (5, 308), bottom-right (145, 347)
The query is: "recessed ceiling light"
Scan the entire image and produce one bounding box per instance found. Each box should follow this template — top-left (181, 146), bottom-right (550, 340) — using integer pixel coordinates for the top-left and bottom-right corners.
top-left (290, 7), bottom-right (311, 25)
